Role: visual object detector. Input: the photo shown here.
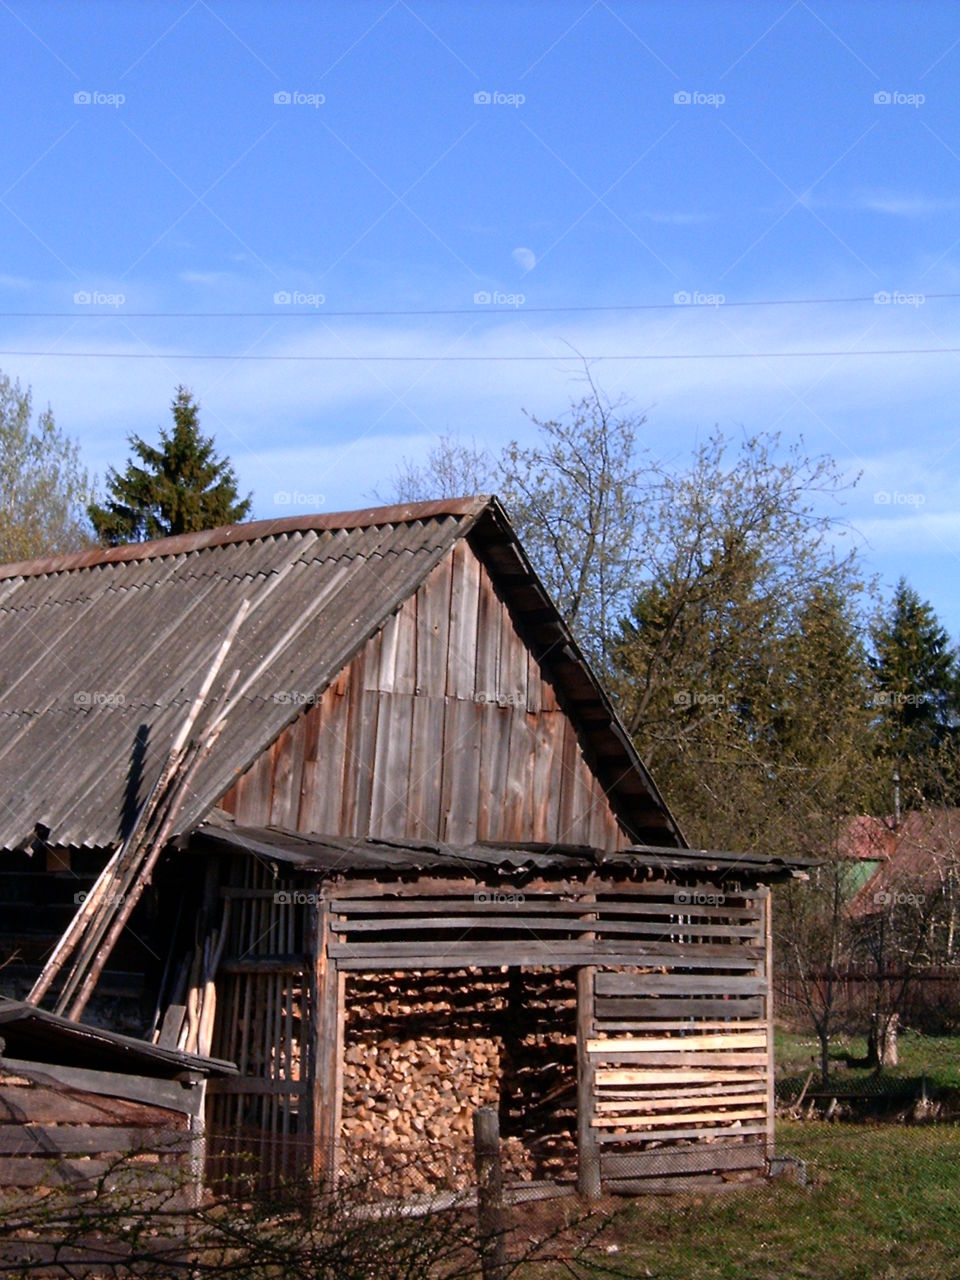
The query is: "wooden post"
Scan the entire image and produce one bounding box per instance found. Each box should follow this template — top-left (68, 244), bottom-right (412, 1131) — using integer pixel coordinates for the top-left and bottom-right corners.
top-left (763, 887), bottom-right (775, 1162)
top-left (576, 965), bottom-right (601, 1197)
top-left (311, 898), bottom-right (344, 1187)
top-left (473, 1106), bottom-right (508, 1280)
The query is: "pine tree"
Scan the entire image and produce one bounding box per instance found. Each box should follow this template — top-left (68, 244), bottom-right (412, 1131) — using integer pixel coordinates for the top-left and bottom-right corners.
top-left (89, 387), bottom-right (252, 545)
top-left (870, 578), bottom-right (960, 806)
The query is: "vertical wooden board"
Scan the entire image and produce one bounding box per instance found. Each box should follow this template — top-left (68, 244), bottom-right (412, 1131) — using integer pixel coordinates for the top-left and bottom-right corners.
top-left (406, 696), bottom-right (445, 839)
top-left (587, 772), bottom-right (621, 853)
top-left (439, 696), bottom-right (482, 845)
top-left (446, 540), bottom-right (481, 700)
top-left (531, 711), bottom-right (565, 842)
top-left (298, 686), bottom-right (348, 834)
top-left (525, 649), bottom-right (542, 715)
top-left (416, 554), bottom-right (452, 696)
top-left (335, 662), bottom-right (378, 836)
top-left (491, 706), bottom-right (532, 841)
top-left (558, 720), bottom-right (595, 845)
top-left (475, 703), bottom-right (513, 841)
top-left (763, 889), bottom-right (775, 1158)
top-left (234, 748), bottom-right (275, 826)
top-left (474, 567), bottom-right (502, 706)
top-left (269, 713), bottom-right (307, 829)
top-left (392, 595), bottom-right (418, 696)
top-left (368, 692), bottom-right (416, 839)
top-left (540, 670), bottom-right (561, 713)
top-left (360, 629), bottom-right (382, 693)
top-left (497, 595), bottom-right (528, 709)
top-left (377, 610), bottom-right (401, 693)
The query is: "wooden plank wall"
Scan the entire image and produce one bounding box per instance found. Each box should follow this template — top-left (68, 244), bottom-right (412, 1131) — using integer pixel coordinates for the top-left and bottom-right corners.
top-left (219, 544), bottom-right (627, 851)
top-left (588, 885), bottom-right (770, 1190)
top-left (0, 1068), bottom-right (191, 1192)
top-left (206, 857), bottom-right (309, 1187)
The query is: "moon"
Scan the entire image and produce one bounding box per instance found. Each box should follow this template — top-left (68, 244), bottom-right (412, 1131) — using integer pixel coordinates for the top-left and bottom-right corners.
top-left (512, 246), bottom-right (536, 272)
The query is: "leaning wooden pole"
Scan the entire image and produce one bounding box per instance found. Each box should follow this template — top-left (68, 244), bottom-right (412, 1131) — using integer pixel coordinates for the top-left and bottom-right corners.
top-left (27, 599), bottom-right (249, 1013)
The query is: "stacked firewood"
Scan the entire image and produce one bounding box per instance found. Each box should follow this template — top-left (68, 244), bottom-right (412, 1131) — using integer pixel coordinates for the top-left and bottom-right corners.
top-left (340, 1032), bottom-right (537, 1193)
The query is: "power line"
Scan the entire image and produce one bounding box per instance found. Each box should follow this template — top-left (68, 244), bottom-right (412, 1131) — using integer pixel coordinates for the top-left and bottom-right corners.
top-left (0, 291), bottom-right (956, 320)
top-left (1, 347), bottom-right (959, 361)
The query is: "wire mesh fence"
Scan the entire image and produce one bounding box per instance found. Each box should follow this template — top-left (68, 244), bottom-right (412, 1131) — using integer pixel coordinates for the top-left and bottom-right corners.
top-left (1, 1031), bottom-right (958, 1278)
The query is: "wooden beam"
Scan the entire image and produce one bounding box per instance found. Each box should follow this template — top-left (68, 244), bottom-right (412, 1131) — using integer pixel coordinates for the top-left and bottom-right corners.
top-left (763, 886), bottom-right (775, 1161)
top-left (310, 900), bottom-right (344, 1187)
top-left (576, 965), bottom-right (601, 1198)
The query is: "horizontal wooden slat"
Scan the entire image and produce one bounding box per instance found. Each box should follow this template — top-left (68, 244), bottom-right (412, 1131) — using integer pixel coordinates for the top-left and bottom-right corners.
top-left (596, 974), bottom-right (767, 997)
top-left (602, 1145), bottom-right (764, 1178)
top-left (588, 1032), bottom-right (766, 1054)
top-left (594, 1092), bottom-right (767, 1114)
top-left (597, 1122), bottom-right (768, 1144)
top-left (331, 917), bottom-right (761, 940)
top-left (587, 1050), bottom-right (768, 1067)
top-left (331, 895), bottom-right (761, 919)
top-left (595, 997), bottom-right (765, 1020)
top-left (592, 1107), bottom-right (766, 1128)
top-left (596, 1019), bottom-right (767, 1033)
top-left (596, 1080), bottom-right (767, 1101)
top-left (330, 942), bottom-right (763, 968)
top-left (0, 1126), bottom-right (190, 1156)
top-left (595, 1069), bottom-right (766, 1086)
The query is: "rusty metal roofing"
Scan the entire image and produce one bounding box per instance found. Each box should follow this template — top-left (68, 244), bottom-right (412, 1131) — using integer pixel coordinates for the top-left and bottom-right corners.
top-left (195, 814), bottom-right (813, 882)
top-left (0, 496), bottom-right (683, 853)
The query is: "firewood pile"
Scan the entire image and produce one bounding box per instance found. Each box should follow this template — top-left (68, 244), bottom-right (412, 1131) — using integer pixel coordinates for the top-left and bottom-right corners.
top-left (340, 970), bottom-right (577, 1195)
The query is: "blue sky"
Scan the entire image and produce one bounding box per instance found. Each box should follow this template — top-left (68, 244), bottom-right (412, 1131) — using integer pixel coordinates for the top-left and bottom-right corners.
top-left (2, 1), bottom-right (960, 634)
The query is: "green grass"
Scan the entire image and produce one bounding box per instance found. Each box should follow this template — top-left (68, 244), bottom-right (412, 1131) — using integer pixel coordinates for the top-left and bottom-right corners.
top-left (774, 1028), bottom-right (960, 1098)
top-left (589, 1123), bottom-right (960, 1279)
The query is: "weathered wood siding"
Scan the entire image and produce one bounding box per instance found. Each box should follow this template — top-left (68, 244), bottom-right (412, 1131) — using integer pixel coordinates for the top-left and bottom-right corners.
top-left (220, 543), bottom-right (628, 850)
top-left (0, 1065), bottom-right (192, 1192)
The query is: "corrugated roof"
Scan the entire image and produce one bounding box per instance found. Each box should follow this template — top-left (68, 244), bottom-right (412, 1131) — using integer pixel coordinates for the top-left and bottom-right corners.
top-left (195, 813), bottom-right (814, 881)
top-left (0, 498), bottom-right (683, 852)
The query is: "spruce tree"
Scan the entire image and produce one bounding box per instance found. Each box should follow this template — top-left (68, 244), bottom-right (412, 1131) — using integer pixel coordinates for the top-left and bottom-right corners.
top-left (870, 578), bottom-right (960, 806)
top-left (89, 387), bottom-right (252, 545)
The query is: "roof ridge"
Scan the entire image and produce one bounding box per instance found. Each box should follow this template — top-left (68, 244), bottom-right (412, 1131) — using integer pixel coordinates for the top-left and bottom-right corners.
top-left (0, 496), bottom-right (494, 580)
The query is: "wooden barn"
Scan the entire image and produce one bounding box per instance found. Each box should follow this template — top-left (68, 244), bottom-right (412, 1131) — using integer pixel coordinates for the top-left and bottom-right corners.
top-left (0, 497), bottom-right (810, 1198)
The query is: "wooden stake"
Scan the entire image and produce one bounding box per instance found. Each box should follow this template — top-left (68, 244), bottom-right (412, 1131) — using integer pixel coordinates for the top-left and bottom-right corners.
top-left (473, 1106), bottom-right (508, 1280)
